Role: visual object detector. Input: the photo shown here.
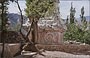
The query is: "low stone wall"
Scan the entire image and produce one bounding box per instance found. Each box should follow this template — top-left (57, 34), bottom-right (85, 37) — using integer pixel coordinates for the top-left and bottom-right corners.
top-left (37, 44), bottom-right (90, 55)
top-left (0, 43), bottom-right (20, 58)
top-left (8, 43), bottom-right (20, 56)
top-left (0, 44), bottom-right (13, 58)
top-left (0, 31), bottom-right (23, 43)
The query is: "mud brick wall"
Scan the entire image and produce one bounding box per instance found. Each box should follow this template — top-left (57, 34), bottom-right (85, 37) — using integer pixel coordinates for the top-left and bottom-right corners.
top-left (36, 29), bottom-right (64, 45)
top-left (0, 31), bottom-right (23, 43)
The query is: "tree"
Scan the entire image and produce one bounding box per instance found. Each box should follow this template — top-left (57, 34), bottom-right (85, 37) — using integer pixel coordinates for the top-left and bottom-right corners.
top-left (64, 23), bottom-right (85, 42)
top-left (8, 0), bottom-right (55, 57)
top-left (66, 15), bottom-right (69, 25)
top-left (25, 0), bottom-right (55, 43)
top-left (70, 2), bottom-right (76, 24)
top-left (0, 6), bottom-right (1, 31)
top-left (64, 6), bottom-right (90, 44)
top-left (0, 0), bottom-right (22, 57)
top-left (80, 6), bottom-right (87, 31)
top-left (0, 0), bottom-right (9, 58)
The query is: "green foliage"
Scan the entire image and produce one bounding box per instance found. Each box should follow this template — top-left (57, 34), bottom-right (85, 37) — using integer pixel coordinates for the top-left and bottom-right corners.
top-left (64, 24), bottom-right (79, 41)
top-left (64, 5), bottom-right (90, 44)
top-left (64, 23), bottom-right (90, 44)
top-left (0, 1), bottom-right (9, 30)
top-left (25, 0), bottom-right (55, 18)
top-left (80, 6), bottom-right (87, 31)
top-left (12, 23), bottom-right (21, 31)
top-left (0, 0), bottom-right (16, 31)
top-left (0, 11), bottom-right (1, 31)
top-left (0, 4), bottom-right (2, 31)
top-left (70, 2), bottom-right (76, 24)
top-left (83, 30), bottom-right (90, 44)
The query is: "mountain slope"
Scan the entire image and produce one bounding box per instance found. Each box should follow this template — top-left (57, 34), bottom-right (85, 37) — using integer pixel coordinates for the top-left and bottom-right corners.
top-left (8, 13), bottom-right (27, 26)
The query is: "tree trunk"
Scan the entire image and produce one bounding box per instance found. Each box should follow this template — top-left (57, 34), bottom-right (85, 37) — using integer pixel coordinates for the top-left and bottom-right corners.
top-left (31, 20), bottom-right (38, 44)
top-left (1, 2), bottom-right (5, 58)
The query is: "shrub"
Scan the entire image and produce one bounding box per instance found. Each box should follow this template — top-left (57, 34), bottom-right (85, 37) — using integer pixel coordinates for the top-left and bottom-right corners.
top-left (64, 23), bottom-right (90, 44)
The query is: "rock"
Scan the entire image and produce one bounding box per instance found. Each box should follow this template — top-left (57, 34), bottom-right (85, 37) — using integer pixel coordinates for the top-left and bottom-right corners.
top-left (0, 43), bottom-right (21, 58)
top-left (0, 44), bottom-right (13, 58)
top-left (8, 44), bottom-right (20, 56)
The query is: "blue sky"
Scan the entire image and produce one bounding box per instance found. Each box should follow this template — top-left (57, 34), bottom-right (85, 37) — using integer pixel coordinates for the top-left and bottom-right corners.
top-left (8, 0), bottom-right (90, 19)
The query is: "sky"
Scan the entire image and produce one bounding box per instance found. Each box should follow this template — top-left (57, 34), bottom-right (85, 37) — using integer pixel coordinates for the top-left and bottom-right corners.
top-left (8, 1), bottom-right (26, 14)
top-left (60, 0), bottom-right (90, 19)
top-left (8, 0), bottom-right (90, 19)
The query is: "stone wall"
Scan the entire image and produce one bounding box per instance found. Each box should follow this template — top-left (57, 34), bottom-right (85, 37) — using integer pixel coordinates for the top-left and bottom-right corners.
top-left (0, 31), bottom-right (23, 43)
top-left (36, 28), bottom-right (64, 45)
top-left (0, 43), bottom-right (20, 58)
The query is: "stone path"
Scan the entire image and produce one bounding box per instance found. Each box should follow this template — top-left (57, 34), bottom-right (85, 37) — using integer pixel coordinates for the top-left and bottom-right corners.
top-left (14, 51), bottom-right (90, 58)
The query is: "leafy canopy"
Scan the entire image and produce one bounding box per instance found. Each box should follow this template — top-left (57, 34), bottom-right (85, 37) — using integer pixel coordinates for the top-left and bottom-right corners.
top-left (25, 0), bottom-right (55, 18)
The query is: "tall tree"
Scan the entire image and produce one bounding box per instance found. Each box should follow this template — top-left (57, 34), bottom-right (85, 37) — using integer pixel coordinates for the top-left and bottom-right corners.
top-left (25, 0), bottom-right (55, 43)
top-left (70, 2), bottom-right (76, 24)
top-left (64, 6), bottom-right (90, 44)
top-left (0, 0), bottom-right (9, 58)
top-left (66, 15), bottom-right (69, 25)
top-left (10, 0), bottom-right (55, 57)
top-left (0, 4), bottom-right (2, 31)
top-left (80, 6), bottom-right (87, 30)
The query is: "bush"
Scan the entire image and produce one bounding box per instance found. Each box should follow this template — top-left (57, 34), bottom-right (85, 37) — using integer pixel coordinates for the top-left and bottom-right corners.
top-left (64, 23), bottom-right (90, 44)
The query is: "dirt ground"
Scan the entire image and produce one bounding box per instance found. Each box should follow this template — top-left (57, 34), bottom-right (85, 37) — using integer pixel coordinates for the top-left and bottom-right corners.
top-left (14, 51), bottom-right (90, 58)
top-left (0, 43), bottom-right (90, 58)
top-left (37, 44), bottom-right (90, 55)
